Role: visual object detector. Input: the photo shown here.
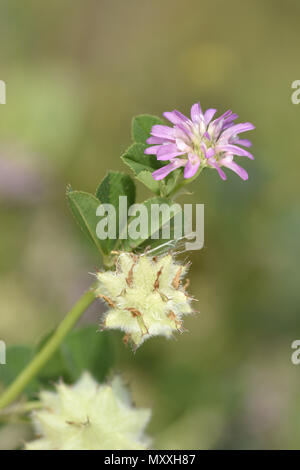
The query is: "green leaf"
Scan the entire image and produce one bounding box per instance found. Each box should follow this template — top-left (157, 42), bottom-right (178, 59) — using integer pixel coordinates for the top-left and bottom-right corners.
top-left (130, 114), bottom-right (187, 197)
top-left (121, 143), bottom-right (165, 194)
top-left (123, 196), bottom-right (183, 251)
top-left (34, 332), bottom-right (67, 385)
top-left (95, 172), bottom-right (136, 250)
top-left (0, 328), bottom-right (114, 401)
top-left (132, 114), bottom-right (163, 144)
top-left (36, 326), bottom-right (114, 386)
top-left (66, 186), bottom-right (108, 255)
top-left (95, 171), bottom-right (136, 207)
top-left (61, 327), bottom-right (113, 383)
top-left (122, 143), bottom-right (163, 173)
top-left (121, 142), bottom-right (184, 197)
top-left (0, 346), bottom-right (39, 396)
top-left (161, 168), bottom-right (183, 197)
top-left (135, 170), bottom-right (161, 195)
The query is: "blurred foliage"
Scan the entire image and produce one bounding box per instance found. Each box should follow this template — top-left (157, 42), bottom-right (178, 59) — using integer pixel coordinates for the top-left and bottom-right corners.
top-left (0, 327), bottom-right (114, 398)
top-left (0, 0), bottom-right (300, 450)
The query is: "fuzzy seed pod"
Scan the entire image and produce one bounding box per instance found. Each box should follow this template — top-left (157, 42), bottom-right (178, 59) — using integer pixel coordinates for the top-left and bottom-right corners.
top-left (96, 251), bottom-right (194, 349)
top-left (25, 373), bottom-right (151, 450)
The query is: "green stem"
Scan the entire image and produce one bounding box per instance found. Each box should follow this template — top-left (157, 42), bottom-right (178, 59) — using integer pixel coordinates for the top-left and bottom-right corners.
top-left (168, 166), bottom-right (205, 199)
top-left (0, 286), bottom-right (96, 411)
top-left (0, 401), bottom-right (43, 423)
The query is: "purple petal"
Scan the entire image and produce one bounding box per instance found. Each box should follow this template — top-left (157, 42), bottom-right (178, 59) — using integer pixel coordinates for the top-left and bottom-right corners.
top-left (175, 122), bottom-right (193, 138)
top-left (209, 159), bottom-right (227, 180)
top-left (208, 110), bottom-right (234, 136)
top-left (163, 110), bottom-right (189, 125)
top-left (221, 113), bottom-right (239, 130)
top-left (157, 144), bottom-right (185, 160)
top-left (146, 136), bottom-right (166, 145)
top-left (205, 147), bottom-right (215, 159)
top-left (152, 160), bottom-right (185, 181)
top-left (220, 159), bottom-right (248, 181)
top-left (200, 142), bottom-right (207, 153)
top-left (174, 126), bottom-right (192, 146)
top-left (220, 122), bottom-right (255, 139)
top-left (225, 112), bottom-right (238, 122)
top-left (203, 131), bottom-right (211, 141)
top-left (210, 110), bottom-right (232, 127)
top-left (234, 138), bottom-right (252, 148)
top-left (204, 108), bottom-right (217, 125)
top-left (219, 110), bottom-right (233, 120)
top-left (216, 144), bottom-right (254, 159)
top-left (190, 102), bottom-right (203, 122)
top-left (184, 155), bottom-right (200, 178)
top-left (200, 142), bottom-right (214, 159)
top-left (223, 113), bottom-right (238, 125)
top-left (152, 165), bottom-right (175, 181)
top-left (144, 145), bottom-right (161, 155)
top-left (151, 125), bottom-right (175, 140)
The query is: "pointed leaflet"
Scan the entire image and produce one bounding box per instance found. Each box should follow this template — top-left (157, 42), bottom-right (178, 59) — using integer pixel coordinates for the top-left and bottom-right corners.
top-left (95, 171), bottom-right (136, 250)
top-left (66, 186), bottom-right (108, 255)
top-left (121, 143), bottom-right (165, 195)
top-left (131, 114), bottom-right (163, 144)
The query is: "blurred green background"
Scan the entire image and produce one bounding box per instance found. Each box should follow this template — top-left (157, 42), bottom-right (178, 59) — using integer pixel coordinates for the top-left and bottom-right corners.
top-left (0, 0), bottom-right (300, 449)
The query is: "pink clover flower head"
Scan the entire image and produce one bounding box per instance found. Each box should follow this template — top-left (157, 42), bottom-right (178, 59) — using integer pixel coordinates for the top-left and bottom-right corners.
top-left (145, 102), bottom-right (255, 181)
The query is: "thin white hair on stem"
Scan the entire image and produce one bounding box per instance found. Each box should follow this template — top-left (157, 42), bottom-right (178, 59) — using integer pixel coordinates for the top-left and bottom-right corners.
top-left (141, 232), bottom-right (197, 257)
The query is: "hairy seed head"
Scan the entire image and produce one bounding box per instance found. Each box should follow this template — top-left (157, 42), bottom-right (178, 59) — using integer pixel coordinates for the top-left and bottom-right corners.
top-left (96, 251), bottom-right (194, 349)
